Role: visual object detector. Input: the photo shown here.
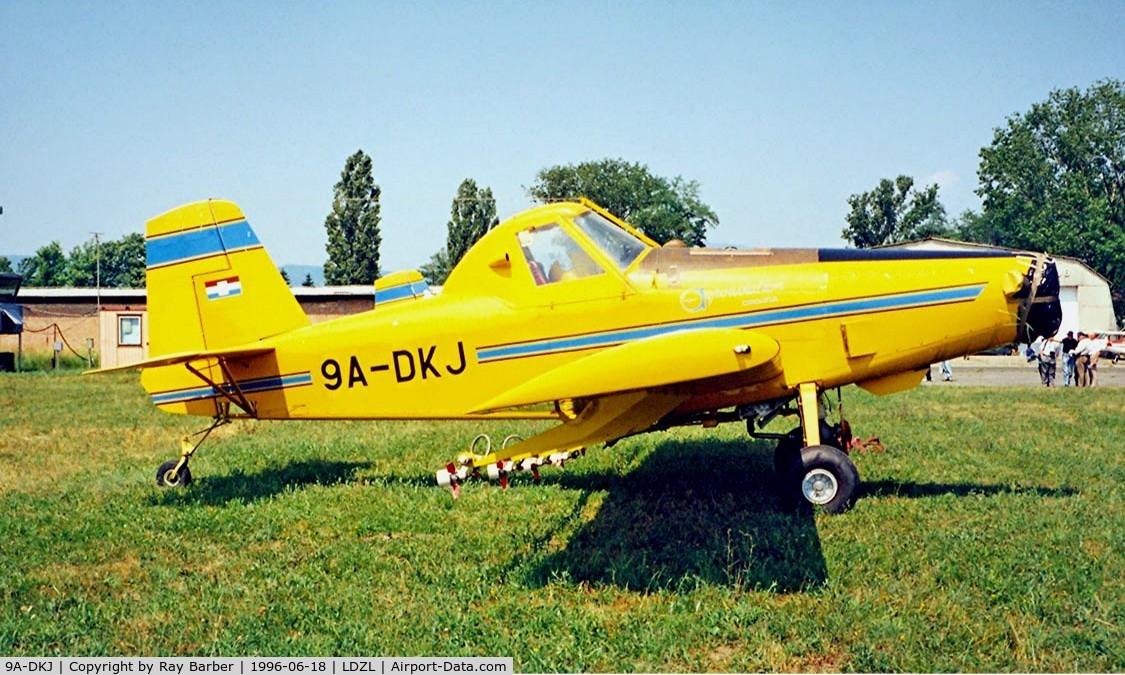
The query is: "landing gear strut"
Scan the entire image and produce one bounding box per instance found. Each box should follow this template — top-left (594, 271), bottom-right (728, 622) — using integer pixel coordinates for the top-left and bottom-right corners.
top-left (746, 383), bottom-right (862, 513)
top-left (785, 383), bottom-right (859, 513)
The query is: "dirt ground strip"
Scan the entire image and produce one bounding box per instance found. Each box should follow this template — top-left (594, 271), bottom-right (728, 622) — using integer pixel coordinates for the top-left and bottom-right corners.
top-left (922, 355), bottom-right (1124, 387)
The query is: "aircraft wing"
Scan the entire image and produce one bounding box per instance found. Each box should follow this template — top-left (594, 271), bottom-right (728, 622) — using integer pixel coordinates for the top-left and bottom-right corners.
top-left (86, 345), bottom-right (275, 374)
top-left (473, 327), bottom-right (781, 413)
top-left (460, 328), bottom-right (781, 469)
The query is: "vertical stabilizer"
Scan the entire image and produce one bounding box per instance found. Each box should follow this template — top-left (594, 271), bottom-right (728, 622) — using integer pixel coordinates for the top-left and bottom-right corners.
top-left (144, 200), bottom-right (309, 356)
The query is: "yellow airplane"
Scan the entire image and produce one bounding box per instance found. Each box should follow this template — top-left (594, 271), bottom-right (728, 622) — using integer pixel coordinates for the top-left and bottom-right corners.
top-left (96, 198), bottom-right (1061, 512)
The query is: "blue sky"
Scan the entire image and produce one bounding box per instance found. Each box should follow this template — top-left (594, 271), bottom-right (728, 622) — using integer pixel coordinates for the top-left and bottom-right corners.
top-left (2, 1), bottom-right (1122, 273)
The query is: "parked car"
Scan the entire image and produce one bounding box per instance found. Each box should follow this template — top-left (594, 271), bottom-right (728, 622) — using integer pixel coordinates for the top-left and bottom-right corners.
top-left (1096, 331), bottom-right (1125, 363)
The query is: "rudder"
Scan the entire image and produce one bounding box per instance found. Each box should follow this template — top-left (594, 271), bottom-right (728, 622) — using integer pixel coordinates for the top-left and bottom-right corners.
top-left (144, 199), bottom-right (309, 356)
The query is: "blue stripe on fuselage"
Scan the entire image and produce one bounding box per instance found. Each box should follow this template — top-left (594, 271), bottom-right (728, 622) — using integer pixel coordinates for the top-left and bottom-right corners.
top-left (476, 284), bottom-right (985, 363)
top-left (151, 372), bottom-right (312, 405)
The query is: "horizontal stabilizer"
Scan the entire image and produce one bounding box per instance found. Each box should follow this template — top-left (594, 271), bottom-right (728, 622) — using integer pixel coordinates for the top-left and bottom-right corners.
top-left (474, 328), bottom-right (780, 413)
top-left (374, 269), bottom-right (431, 306)
top-left (86, 345), bottom-right (275, 375)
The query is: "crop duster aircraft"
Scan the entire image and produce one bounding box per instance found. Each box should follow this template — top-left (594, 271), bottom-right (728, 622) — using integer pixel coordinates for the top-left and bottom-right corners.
top-left (96, 198), bottom-right (1061, 512)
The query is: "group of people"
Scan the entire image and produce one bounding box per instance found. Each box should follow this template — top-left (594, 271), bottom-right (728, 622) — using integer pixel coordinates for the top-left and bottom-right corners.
top-left (1029, 331), bottom-right (1109, 387)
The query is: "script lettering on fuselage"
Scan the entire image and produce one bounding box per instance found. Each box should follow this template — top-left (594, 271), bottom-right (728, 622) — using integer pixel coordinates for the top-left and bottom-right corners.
top-left (679, 282), bottom-right (784, 313)
top-left (319, 341), bottom-right (467, 389)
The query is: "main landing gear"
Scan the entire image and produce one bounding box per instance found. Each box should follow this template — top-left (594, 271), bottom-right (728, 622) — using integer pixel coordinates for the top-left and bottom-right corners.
top-left (746, 383), bottom-right (863, 514)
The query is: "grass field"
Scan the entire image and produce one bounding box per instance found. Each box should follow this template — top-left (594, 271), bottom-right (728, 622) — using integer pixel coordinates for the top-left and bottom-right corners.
top-left (0, 373), bottom-right (1121, 671)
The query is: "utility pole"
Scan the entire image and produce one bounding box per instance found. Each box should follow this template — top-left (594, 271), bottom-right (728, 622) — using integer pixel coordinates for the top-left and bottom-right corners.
top-left (91, 231), bottom-right (103, 311)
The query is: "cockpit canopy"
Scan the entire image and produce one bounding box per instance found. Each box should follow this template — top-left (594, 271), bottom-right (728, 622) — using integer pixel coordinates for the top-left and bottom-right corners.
top-left (441, 202), bottom-right (654, 297)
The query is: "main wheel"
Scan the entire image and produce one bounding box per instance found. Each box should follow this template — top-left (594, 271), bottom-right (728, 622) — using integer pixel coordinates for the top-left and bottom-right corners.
top-left (156, 459), bottom-right (192, 487)
top-left (784, 445), bottom-right (859, 514)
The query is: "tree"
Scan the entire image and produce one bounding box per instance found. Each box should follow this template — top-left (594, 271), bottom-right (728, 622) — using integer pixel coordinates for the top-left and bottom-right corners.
top-left (976, 79), bottom-right (1125, 316)
top-left (302, 273), bottom-right (315, 287)
top-left (66, 233), bottom-right (146, 287)
top-left (947, 209), bottom-right (1007, 247)
top-left (0, 257), bottom-right (12, 274)
top-left (17, 242), bottom-right (68, 287)
top-left (421, 179), bottom-right (499, 284)
top-left (279, 268), bottom-right (291, 285)
top-left (842, 175), bottom-right (947, 248)
top-left (324, 150), bottom-right (382, 285)
top-left (527, 158), bottom-right (718, 245)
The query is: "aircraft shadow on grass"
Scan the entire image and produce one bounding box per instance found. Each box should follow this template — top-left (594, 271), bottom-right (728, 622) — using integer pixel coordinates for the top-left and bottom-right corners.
top-left (146, 459), bottom-right (368, 507)
top-left (860, 479), bottom-right (1078, 499)
top-left (521, 438), bottom-right (829, 594)
top-left (143, 440), bottom-right (1077, 592)
top-left (505, 439), bottom-right (1080, 594)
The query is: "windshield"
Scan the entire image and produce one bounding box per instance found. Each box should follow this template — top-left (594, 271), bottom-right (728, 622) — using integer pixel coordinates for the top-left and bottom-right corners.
top-left (572, 211), bottom-right (648, 270)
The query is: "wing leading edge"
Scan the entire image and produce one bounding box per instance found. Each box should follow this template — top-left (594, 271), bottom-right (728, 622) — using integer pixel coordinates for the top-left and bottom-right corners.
top-left (473, 327), bottom-right (782, 414)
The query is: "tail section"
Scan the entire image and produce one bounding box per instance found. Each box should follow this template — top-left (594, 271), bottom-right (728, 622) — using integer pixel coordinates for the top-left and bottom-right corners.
top-left (145, 200), bottom-right (309, 356)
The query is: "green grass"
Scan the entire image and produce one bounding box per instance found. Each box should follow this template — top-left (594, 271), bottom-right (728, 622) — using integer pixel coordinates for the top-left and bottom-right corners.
top-left (5, 352), bottom-right (94, 373)
top-left (0, 373), bottom-right (1121, 671)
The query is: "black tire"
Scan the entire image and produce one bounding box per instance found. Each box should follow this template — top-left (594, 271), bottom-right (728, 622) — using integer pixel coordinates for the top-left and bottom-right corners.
top-left (783, 445), bottom-right (859, 514)
top-left (773, 428), bottom-right (803, 475)
top-left (156, 459), bottom-right (192, 487)
top-left (773, 422), bottom-right (844, 475)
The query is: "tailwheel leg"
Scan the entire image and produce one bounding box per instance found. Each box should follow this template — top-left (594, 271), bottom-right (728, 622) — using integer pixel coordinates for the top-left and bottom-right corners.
top-left (156, 416), bottom-right (230, 488)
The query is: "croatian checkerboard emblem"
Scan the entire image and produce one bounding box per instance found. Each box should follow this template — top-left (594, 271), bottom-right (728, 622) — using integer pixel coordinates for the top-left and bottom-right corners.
top-left (205, 276), bottom-right (242, 300)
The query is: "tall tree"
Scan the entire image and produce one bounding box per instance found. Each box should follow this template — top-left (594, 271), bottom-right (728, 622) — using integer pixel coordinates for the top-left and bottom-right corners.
top-left (842, 175), bottom-right (947, 248)
top-left (66, 233), bottom-right (146, 287)
top-left (302, 273), bottom-right (315, 287)
top-left (947, 209), bottom-right (1007, 247)
top-left (17, 242), bottom-right (68, 287)
top-left (976, 79), bottom-right (1125, 316)
top-left (421, 179), bottom-right (499, 284)
top-left (527, 158), bottom-right (718, 245)
top-left (324, 150), bottom-right (382, 285)
top-left (0, 256), bottom-right (12, 274)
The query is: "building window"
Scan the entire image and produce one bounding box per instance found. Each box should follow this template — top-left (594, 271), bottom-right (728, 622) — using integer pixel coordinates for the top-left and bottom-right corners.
top-left (118, 315), bottom-right (142, 346)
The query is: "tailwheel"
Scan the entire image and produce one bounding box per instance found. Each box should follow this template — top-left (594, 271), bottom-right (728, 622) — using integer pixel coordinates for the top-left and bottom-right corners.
top-left (784, 445), bottom-right (859, 514)
top-left (154, 416), bottom-right (229, 488)
top-left (156, 459), bottom-right (192, 487)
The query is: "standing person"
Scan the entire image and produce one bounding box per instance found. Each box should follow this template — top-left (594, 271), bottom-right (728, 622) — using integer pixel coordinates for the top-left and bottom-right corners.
top-left (1027, 335), bottom-right (1044, 363)
top-left (1085, 333), bottom-right (1109, 387)
top-left (1060, 331), bottom-right (1079, 386)
top-left (940, 360), bottom-right (953, 382)
top-left (1037, 335), bottom-right (1060, 386)
top-left (1072, 332), bottom-right (1093, 387)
